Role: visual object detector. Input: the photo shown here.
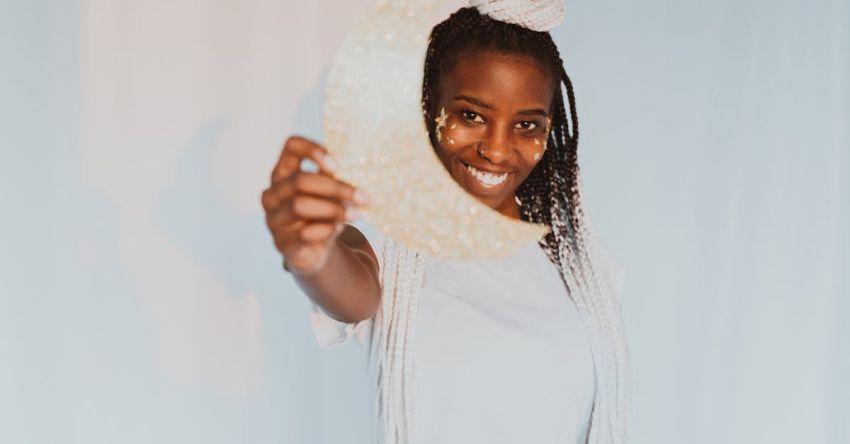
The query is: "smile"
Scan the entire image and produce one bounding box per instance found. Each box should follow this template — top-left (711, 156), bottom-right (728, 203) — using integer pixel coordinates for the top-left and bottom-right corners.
top-left (463, 163), bottom-right (510, 189)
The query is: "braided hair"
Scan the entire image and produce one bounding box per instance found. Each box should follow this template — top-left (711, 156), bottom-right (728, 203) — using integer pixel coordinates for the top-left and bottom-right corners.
top-left (370, 7), bottom-right (630, 444)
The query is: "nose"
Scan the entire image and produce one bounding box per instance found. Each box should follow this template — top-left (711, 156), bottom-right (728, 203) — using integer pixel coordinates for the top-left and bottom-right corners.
top-left (478, 127), bottom-right (512, 164)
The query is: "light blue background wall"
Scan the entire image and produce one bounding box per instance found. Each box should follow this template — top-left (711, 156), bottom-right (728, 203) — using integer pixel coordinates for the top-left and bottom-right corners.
top-left (1, 0), bottom-right (847, 443)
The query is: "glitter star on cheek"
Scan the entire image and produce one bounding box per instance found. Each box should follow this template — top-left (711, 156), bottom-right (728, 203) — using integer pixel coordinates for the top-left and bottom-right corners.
top-left (434, 107), bottom-right (448, 127)
top-left (434, 106), bottom-right (449, 143)
top-left (542, 117), bottom-right (552, 151)
top-left (533, 151), bottom-right (542, 161)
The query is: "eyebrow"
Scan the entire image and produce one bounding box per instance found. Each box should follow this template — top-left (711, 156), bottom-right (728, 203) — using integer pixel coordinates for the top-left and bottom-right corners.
top-left (454, 95), bottom-right (548, 118)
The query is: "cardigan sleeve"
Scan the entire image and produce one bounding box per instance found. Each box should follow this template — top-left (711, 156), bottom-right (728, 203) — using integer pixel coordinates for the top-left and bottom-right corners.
top-left (309, 218), bottom-right (385, 349)
top-left (309, 302), bottom-right (374, 349)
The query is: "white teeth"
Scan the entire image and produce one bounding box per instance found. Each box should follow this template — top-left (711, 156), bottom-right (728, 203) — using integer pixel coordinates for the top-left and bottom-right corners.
top-left (466, 164), bottom-right (508, 186)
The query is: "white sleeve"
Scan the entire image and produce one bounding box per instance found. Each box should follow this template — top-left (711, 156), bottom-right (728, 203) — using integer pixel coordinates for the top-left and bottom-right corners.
top-left (308, 218), bottom-right (385, 349)
top-left (309, 302), bottom-right (374, 349)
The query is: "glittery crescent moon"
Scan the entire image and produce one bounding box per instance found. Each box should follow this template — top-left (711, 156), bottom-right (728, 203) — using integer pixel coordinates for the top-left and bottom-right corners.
top-left (323, 0), bottom-right (551, 260)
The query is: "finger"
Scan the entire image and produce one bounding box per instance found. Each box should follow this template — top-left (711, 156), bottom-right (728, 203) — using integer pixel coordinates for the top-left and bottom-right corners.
top-left (298, 222), bottom-right (344, 243)
top-left (289, 194), bottom-right (353, 222)
top-left (265, 202), bottom-right (296, 232)
top-left (261, 171), bottom-right (368, 213)
top-left (269, 219), bottom-right (307, 258)
top-left (290, 171), bottom-right (369, 207)
top-left (275, 219), bottom-right (307, 240)
top-left (261, 178), bottom-right (296, 213)
top-left (271, 136), bottom-right (339, 183)
top-left (266, 195), bottom-right (351, 230)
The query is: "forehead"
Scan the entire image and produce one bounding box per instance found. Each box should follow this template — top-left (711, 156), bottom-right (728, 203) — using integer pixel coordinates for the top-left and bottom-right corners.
top-left (438, 50), bottom-right (555, 108)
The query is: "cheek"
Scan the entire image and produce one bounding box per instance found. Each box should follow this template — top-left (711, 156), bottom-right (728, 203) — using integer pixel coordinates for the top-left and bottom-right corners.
top-left (513, 141), bottom-right (544, 168)
top-left (435, 114), bottom-right (485, 149)
top-left (505, 130), bottom-right (549, 173)
top-left (526, 136), bottom-right (547, 161)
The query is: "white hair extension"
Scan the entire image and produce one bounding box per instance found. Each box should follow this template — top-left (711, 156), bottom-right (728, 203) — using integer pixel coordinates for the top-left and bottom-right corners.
top-left (402, 253), bottom-right (425, 439)
top-left (550, 167), bottom-right (631, 443)
top-left (367, 237), bottom-right (426, 444)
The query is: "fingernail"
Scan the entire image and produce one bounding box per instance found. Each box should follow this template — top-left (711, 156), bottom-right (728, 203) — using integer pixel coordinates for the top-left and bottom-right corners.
top-left (323, 154), bottom-right (338, 173)
top-left (353, 189), bottom-right (370, 205)
top-left (345, 206), bottom-right (361, 221)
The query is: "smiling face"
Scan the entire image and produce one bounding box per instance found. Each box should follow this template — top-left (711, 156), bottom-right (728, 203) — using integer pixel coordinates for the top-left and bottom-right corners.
top-left (430, 50), bottom-right (555, 220)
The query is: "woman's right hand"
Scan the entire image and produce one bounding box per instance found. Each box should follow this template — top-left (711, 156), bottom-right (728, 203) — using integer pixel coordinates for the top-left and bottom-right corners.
top-left (261, 136), bottom-right (370, 275)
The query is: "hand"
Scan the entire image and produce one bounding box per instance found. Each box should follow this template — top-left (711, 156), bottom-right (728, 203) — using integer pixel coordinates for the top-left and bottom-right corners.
top-left (261, 136), bottom-right (370, 275)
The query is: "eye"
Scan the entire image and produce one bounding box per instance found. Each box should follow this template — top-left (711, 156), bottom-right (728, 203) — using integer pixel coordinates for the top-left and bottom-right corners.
top-left (461, 110), bottom-right (485, 124)
top-left (515, 121), bottom-right (539, 131)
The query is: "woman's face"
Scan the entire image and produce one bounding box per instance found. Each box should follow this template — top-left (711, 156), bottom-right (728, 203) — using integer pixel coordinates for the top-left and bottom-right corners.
top-left (431, 50), bottom-right (555, 219)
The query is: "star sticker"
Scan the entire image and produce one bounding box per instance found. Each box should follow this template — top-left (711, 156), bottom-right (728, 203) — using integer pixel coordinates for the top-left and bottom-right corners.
top-left (533, 151), bottom-right (542, 161)
top-left (434, 106), bottom-right (449, 142)
top-left (542, 117), bottom-right (552, 151)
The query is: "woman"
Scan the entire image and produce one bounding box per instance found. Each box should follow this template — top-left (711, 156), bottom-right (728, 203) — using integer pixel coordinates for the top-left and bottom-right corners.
top-left (262, 4), bottom-right (630, 444)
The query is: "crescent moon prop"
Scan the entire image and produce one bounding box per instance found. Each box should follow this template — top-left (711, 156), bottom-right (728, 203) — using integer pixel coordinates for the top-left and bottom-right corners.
top-left (323, 0), bottom-right (551, 260)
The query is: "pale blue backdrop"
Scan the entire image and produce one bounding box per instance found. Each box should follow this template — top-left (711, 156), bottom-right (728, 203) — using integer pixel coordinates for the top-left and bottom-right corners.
top-left (1, 0), bottom-right (847, 443)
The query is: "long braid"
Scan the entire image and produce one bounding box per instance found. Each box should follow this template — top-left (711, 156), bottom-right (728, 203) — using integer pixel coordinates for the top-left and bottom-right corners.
top-left (369, 6), bottom-right (630, 444)
top-left (369, 239), bottom-right (426, 444)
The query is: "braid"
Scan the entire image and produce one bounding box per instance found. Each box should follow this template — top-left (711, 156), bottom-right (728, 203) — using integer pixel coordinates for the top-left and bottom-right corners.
top-left (370, 240), bottom-right (425, 444)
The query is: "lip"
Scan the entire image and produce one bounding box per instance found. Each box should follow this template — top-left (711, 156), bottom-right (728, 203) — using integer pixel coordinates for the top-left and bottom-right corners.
top-left (460, 161), bottom-right (512, 195)
top-left (461, 161), bottom-right (512, 174)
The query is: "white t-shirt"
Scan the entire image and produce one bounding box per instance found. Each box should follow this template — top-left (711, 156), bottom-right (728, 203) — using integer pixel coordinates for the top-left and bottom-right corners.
top-left (310, 219), bottom-right (596, 444)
